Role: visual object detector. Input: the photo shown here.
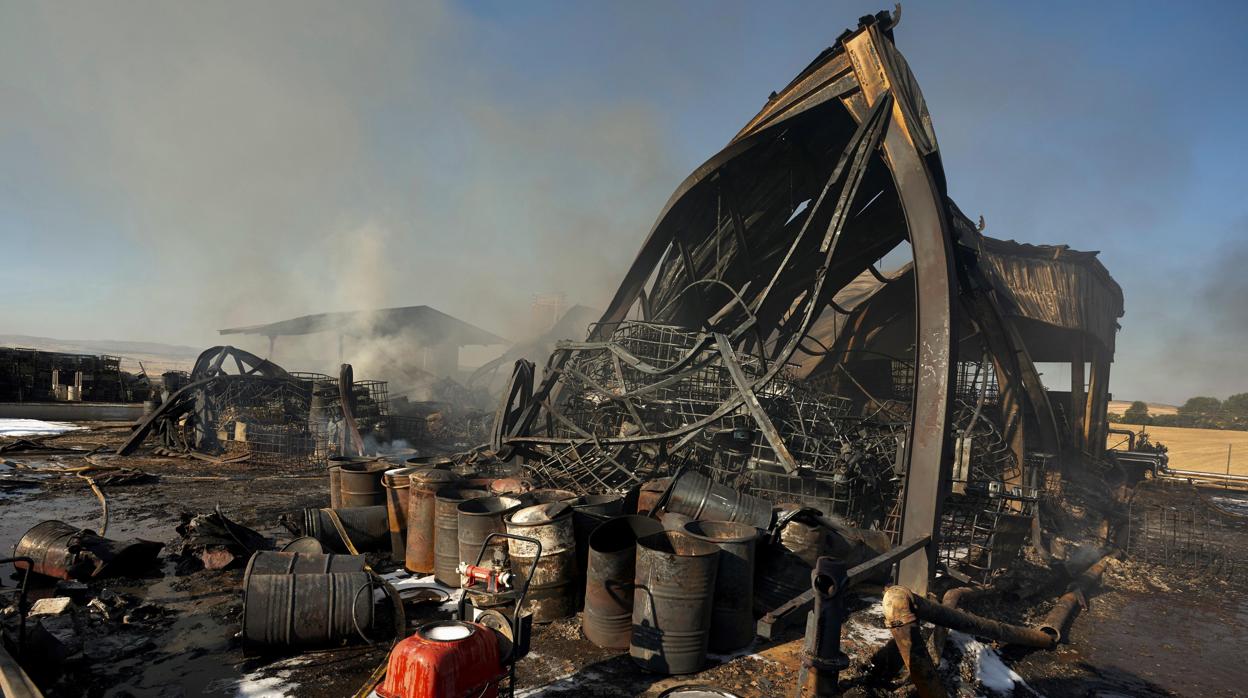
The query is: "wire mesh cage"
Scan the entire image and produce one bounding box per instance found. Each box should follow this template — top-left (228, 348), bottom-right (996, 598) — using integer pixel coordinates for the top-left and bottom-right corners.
top-left (1127, 479), bottom-right (1248, 583)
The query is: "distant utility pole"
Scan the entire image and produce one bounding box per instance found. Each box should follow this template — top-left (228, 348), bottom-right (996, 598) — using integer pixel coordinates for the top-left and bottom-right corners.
top-left (1227, 443), bottom-right (1233, 491)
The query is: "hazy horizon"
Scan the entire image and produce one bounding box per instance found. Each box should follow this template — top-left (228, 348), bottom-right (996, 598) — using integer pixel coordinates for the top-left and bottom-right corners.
top-left (3, 1), bottom-right (1247, 404)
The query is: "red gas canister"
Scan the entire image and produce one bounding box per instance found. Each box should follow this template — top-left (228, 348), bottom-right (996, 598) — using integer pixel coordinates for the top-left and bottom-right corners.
top-left (378, 621), bottom-right (502, 698)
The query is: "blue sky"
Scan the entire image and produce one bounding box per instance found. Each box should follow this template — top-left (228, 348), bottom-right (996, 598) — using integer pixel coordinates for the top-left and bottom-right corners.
top-left (1, 1), bottom-right (1246, 403)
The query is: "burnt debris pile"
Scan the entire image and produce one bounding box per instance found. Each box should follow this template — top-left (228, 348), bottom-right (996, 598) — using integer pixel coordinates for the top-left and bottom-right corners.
top-left (3, 9), bottom-right (1246, 698)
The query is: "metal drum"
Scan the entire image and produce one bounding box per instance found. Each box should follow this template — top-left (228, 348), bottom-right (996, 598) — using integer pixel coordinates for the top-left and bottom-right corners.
top-left (630, 530), bottom-right (720, 675)
top-left (434, 488), bottom-right (489, 587)
top-left (405, 455), bottom-right (455, 470)
top-left (244, 550), bottom-right (367, 576)
top-left (303, 505), bottom-right (391, 554)
top-left (684, 520), bottom-right (758, 652)
top-left (338, 459), bottom-right (389, 508)
top-left (13, 520), bottom-right (161, 581)
top-left (523, 488), bottom-right (577, 504)
top-left (571, 494), bottom-right (624, 607)
top-left (382, 466), bottom-right (419, 558)
top-left (582, 515), bottom-right (663, 649)
top-left (456, 496), bottom-right (521, 573)
top-left (754, 515), bottom-right (828, 614)
top-left (405, 469), bottom-right (460, 573)
top-left (666, 470), bottom-right (774, 531)
top-left (327, 456), bottom-right (374, 509)
top-left (489, 477), bottom-right (534, 497)
top-left (241, 571), bottom-right (381, 652)
top-left (505, 502), bottom-right (576, 622)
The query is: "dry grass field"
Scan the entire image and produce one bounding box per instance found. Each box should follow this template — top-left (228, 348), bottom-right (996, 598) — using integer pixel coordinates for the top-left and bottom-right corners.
top-left (1107, 424), bottom-right (1248, 476)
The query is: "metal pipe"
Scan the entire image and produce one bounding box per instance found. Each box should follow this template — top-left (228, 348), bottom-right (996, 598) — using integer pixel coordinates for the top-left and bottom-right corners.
top-left (882, 586), bottom-right (1056, 650)
top-left (1038, 554), bottom-right (1114, 642)
top-left (796, 557), bottom-right (849, 697)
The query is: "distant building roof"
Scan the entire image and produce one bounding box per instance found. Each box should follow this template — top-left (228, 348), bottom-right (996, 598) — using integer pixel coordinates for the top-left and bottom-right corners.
top-left (219, 305), bottom-right (507, 346)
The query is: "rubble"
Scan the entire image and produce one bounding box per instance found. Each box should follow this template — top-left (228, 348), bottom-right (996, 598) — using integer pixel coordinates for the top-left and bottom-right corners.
top-left (0, 7), bottom-right (1243, 698)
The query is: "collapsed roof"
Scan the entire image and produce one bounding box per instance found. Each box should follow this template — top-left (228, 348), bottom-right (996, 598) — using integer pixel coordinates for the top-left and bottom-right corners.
top-left (219, 305), bottom-right (506, 347)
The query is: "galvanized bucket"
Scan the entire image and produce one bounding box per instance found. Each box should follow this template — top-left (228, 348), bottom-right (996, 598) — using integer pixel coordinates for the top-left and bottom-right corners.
top-left (505, 502), bottom-right (576, 622)
top-left (665, 470), bottom-right (774, 531)
top-left (433, 488), bottom-right (489, 587)
top-left (404, 468), bottom-right (459, 573)
top-left (582, 515), bottom-right (663, 649)
top-left (456, 496), bottom-right (521, 573)
top-left (241, 571), bottom-right (388, 652)
top-left (684, 520), bottom-right (758, 652)
top-left (630, 530), bottom-right (720, 675)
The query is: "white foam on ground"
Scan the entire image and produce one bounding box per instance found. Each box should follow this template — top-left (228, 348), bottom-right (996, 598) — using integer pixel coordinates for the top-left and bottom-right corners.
top-left (949, 630), bottom-right (1035, 696)
top-left (234, 671), bottom-right (299, 698)
top-left (0, 418), bottom-right (84, 437)
top-left (844, 600), bottom-right (894, 644)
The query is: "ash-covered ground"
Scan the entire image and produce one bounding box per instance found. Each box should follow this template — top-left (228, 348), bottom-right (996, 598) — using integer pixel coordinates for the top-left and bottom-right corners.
top-left (1, 425), bottom-right (1245, 697)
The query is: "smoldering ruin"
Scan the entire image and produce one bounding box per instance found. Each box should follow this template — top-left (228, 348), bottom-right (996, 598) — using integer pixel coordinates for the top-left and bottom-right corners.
top-left (2, 9), bottom-right (1246, 698)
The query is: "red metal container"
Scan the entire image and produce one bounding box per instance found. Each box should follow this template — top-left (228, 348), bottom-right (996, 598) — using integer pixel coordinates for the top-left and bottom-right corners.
top-left (377, 621), bottom-right (502, 698)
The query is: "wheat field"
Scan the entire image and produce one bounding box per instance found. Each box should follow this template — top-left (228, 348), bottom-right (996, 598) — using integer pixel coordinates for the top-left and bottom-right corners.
top-left (1107, 424), bottom-right (1248, 476)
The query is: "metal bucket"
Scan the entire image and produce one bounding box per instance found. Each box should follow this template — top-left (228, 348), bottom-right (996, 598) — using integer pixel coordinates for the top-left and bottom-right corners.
top-left (339, 460), bottom-right (389, 508)
top-left (754, 516), bottom-right (827, 613)
top-left (684, 520), bottom-right (758, 652)
top-left (433, 488), bottom-right (489, 587)
top-left (383, 466), bottom-right (419, 558)
top-left (404, 468), bottom-right (460, 573)
top-left (241, 571), bottom-right (383, 652)
top-left (303, 505), bottom-right (391, 554)
top-left (456, 496), bottom-right (521, 573)
top-left (582, 515), bottom-right (663, 649)
top-left (666, 470), bottom-right (774, 531)
top-left (244, 550), bottom-right (367, 576)
top-left (630, 530), bottom-right (720, 675)
top-left (505, 502), bottom-right (577, 622)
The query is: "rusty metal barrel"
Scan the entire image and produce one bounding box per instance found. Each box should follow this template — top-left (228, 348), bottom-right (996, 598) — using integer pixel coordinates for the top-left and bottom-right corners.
top-left (382, 466), bottom-right (419, 558)
top-left (13, 520), bottom-right (162, 580)
top-left (433, 488), bottom-right (488, 587)
top-left (519, 489), bottom-right (578, 506)
top-left (303, 505), bottom-right (391, 554)
top-left (457, 496), bottom-right (521, 572)
top-left (489, 477), bottom-right (534, 497)
top-left (684, 520), bottom-right (758, 652)
top-left (405, 454), bottom-right (454, 470)
top-left (630, 530), bottom-right (720, 675)
top-left (582, 515), bottom-right (663, 649)
top-left (405, 468), bottom-right (460, 573)
top-left (571, 494), bottom-right (624, 606)
top-left (666, 470), bottom-right (774, 531)
top-left (241, 571), bottom-right (381, 652)
top-left (245, 550), bottom-right (367, 576)
top-left (12, 521), bottom-right (81, 579)
top-left (339, 459), bottom-right (389, 508)
top-left (505, 502), bottom-right (577, 622)
top-left (327, 456), bottom-right (373, 508)
top-left (754, 515), bottom-right (828, 614)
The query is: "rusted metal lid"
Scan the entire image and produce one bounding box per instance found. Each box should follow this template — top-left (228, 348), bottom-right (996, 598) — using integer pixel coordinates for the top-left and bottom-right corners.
top-left (409, 468), bottom-right (459, 488)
